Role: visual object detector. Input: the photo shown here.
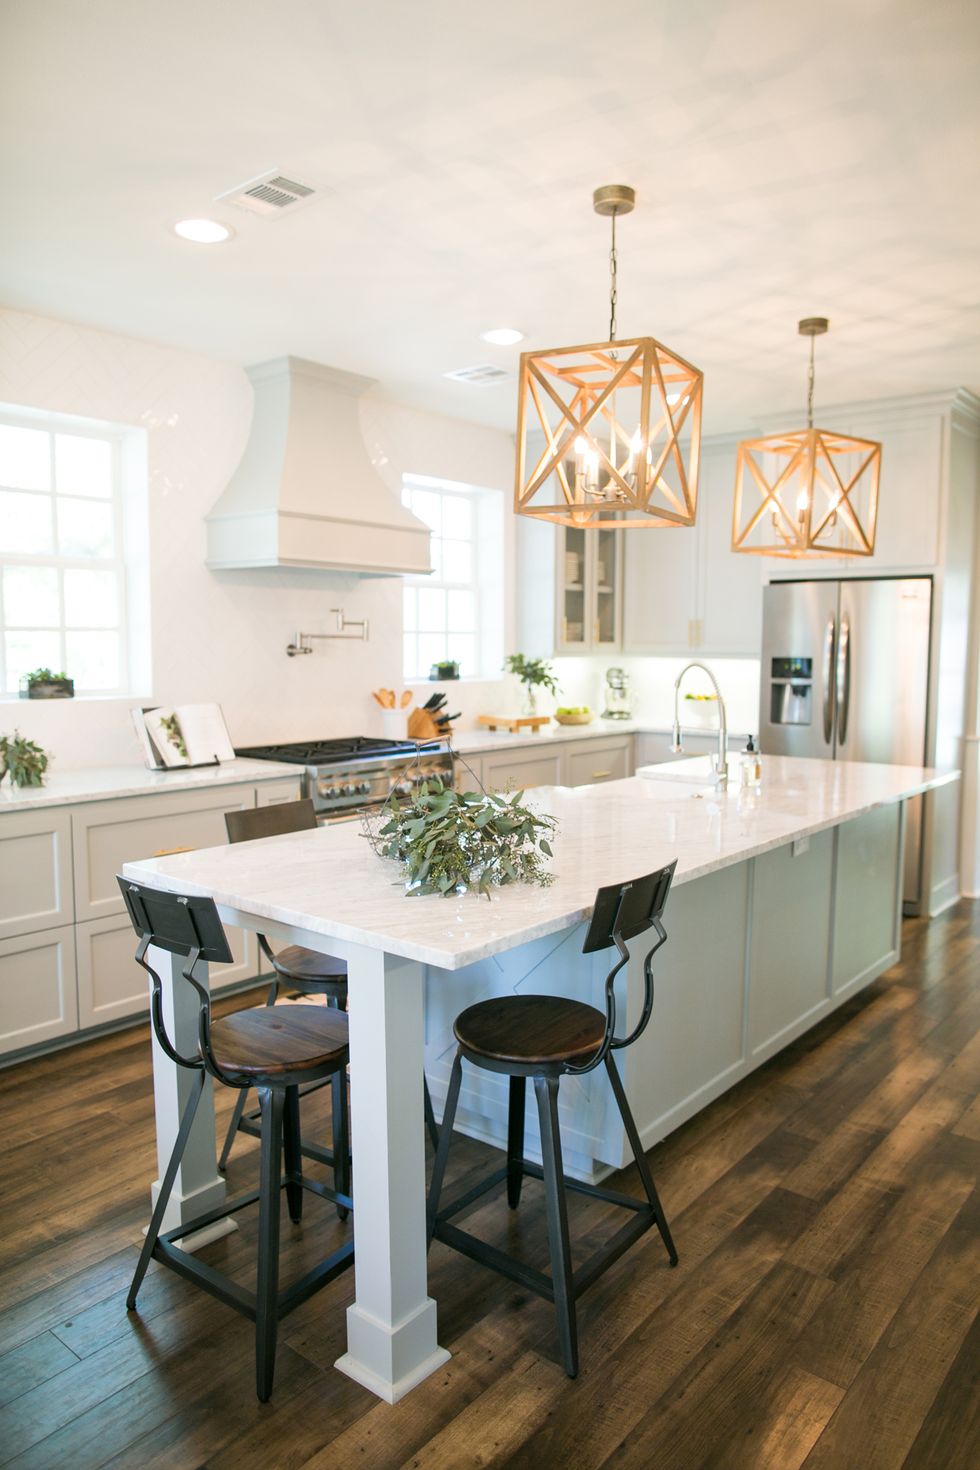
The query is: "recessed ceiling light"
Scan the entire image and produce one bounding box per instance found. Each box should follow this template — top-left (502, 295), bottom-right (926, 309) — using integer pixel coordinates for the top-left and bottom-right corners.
top-left (480, 327), bottom-right (524, 346)
top-left (174, 218), bottom-right (234, 244)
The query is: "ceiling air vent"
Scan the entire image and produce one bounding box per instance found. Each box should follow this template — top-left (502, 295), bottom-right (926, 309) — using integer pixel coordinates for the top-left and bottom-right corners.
top-left (215, 171), bottom-right (318, 217)
top-left (443, 364), bottom-right (513, 386)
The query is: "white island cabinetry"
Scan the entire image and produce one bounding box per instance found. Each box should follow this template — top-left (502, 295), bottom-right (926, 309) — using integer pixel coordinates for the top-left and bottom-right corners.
top-left (0, 763), bottom-right (301, 1057)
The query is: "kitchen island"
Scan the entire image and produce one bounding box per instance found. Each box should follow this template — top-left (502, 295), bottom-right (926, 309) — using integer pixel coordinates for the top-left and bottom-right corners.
top-left (123, 755), bottom-right (956, 1403)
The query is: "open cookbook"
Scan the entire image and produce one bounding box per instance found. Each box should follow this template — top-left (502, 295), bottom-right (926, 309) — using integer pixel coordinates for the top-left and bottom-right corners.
top-left (132, 703), bottom-right (236, 769)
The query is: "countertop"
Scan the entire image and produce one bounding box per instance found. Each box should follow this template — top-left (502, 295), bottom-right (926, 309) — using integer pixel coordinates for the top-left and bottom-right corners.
top-left (0, 757), bottom-right (301, 812)
top-left (123, 756), bottom-right (958, 972)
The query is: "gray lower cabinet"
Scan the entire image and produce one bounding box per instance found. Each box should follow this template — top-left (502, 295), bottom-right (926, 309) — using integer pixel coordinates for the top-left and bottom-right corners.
top-left (0, 774), bottom-right (302, 1058)
top-left (0, 925), bottom-right (78, 1053)
top-left (482, 748), bottom-right (563, 792)
top-left (0, 808), bottom-right (73, 941)
top-left (564, 739), bottom-right (631, 786)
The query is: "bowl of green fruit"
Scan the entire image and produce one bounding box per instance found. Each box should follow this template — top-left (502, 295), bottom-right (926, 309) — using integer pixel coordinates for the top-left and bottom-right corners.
top-left (554, 705), bottom-right (594, 726)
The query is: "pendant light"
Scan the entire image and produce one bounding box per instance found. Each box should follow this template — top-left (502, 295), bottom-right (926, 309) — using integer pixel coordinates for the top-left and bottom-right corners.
top-left (731, 319), bottom-right (881, 558)
top-left (514, 184), bottom-right (703, 530)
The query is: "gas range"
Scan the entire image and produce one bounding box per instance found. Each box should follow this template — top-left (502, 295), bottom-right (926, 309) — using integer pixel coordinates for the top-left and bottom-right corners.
top-left (235, 736), bottom-right (455, 822)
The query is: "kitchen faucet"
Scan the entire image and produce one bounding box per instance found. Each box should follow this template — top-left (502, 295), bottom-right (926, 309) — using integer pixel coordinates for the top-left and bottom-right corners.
top-left (672, 661), bottom-right (729, 788)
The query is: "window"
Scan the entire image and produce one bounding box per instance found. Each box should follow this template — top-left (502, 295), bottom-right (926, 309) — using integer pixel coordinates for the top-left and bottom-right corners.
top-left (401, 475), bottom-right (503, 681)
top-left (0, 412), bottom-right (138, 696)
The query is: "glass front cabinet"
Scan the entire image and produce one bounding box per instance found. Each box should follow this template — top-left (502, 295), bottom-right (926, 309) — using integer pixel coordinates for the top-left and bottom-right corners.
top-left (556, 524), bottom-right (622, 654)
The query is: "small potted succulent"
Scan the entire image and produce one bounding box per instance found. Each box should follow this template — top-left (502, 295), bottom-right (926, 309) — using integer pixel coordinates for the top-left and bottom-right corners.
top-left (0, 732), bottom-right (50, 787)
top-left (429, 659), bottom-right (460, 681)
top-left (20, 667), bottom-right (74, 700)
top-left (504, 654), bottom-right (559, 717)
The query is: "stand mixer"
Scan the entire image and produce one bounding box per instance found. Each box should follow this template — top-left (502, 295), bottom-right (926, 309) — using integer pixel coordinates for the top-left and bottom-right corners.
top-left (601, 666), bottom-right (632, 720)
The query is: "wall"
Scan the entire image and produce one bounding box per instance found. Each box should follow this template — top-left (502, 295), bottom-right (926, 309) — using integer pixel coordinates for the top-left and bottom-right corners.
top-left (0, 307), bottom-right (517, 767)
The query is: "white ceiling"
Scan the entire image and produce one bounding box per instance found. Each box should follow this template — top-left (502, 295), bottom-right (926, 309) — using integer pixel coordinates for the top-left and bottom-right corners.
top-left (2, 0), bottom-right (979, 433)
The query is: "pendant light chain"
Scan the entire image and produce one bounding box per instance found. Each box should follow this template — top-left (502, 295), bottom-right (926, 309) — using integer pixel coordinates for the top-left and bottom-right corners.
top-left (807, 332), bottom-right (816, 429)
top-left (608, 211), bottom-right (618, 342)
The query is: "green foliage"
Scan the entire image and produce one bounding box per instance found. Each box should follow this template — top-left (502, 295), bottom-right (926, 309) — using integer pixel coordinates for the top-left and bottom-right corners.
top-left (25, 668), bottom-right (69, 684)
top-left (366, 778), bottom-right (557, 899)
top-left (0, 732), bottom-right (50, 787)
top-left (504, 653), bottom-right (558, 695)
top-left (160, 713), bottom-right (188, 759)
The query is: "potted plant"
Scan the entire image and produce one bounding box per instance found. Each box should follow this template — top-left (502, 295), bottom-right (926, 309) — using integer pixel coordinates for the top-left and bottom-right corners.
top-left (504, 654), bottom-right (558, 717)
top-left (20, 667), bottom-right (74, 700)
top-left (0, 732), bottom-right (50, 787)
top-left (365, 778), bottom-right (557, 899)
top-left (429, 659), bottom-right (460, 681)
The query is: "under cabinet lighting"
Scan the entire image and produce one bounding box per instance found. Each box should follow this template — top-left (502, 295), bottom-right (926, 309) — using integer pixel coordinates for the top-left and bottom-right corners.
top-left (174, 218), bottom-right (234, 244)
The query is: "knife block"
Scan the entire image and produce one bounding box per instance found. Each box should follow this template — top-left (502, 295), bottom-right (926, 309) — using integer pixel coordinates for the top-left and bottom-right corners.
top-left (408, 708), bottom-right (442, 741)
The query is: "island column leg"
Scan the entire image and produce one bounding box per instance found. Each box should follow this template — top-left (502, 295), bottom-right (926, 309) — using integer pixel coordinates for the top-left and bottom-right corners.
top-left (147, 946), bottom-right (231, 1239)
top-left (336, 945), bottom-right (450, 1403)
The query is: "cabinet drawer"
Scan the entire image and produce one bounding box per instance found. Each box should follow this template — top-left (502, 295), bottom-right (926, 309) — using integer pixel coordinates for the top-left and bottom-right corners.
top-left (564, 741), bottom-right (631, 787)
top-left (71, 784), bottom-right (257, 922)
top-left (76, 912), bottom-right (258, 1029)
top-left (255, 778), bottom-right (304, 808)
top-left (482, 750), bottom-right (562, 792)
top-left (0, 925), bottom-right (78, 1056)
top-left (455, 754), bottom-right (483, 792)
top-left (0, 808), bottom-right (74, 941)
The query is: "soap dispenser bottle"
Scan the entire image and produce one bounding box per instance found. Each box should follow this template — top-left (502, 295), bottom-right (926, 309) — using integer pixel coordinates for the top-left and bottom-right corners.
top-left (740, 735), bottom-right (762, 789)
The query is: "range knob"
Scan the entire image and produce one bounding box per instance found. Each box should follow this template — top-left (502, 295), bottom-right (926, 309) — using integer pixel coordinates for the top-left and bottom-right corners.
top-left (395, 780), bottom-right (413, 796)
top-left (342, 783), bottom-right (357, 797)
top-left (321, 785), bottom-right (338, 801)
top-left (357, 781), bottom-right (372, 795)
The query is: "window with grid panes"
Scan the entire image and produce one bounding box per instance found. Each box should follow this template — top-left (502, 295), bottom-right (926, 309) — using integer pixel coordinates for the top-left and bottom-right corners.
top-left (401, 476), bottom-right (484, 680)
top-left (0, 415), bottom-right (130, 695)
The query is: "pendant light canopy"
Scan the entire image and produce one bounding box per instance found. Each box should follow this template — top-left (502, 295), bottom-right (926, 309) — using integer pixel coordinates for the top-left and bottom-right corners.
top-left (731, 319), bottom-right (881, 559)
top-left (514, 185), bottom-right (703, 530)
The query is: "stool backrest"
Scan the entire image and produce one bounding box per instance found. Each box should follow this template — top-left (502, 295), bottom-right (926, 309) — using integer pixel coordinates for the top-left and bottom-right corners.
top-left (225, 798), bottom-right (318, 844)
top-left (117, 877), bottom-right (232, 1075)
top-left (582, 861), bottom-right (676, 955)
top-left (568, 859), bottom-right (677, 1075)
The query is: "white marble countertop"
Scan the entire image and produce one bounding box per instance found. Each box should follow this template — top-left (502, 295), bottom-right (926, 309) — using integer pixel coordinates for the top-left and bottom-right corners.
top-left (123, 756), bottom-right (958, 972)
top-left (0, 757), bottom-right (302, 812)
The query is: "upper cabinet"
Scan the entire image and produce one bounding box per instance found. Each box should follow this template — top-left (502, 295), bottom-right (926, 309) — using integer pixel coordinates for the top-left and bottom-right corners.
top-left (622, 438), bottom-right (764, 658)
top-left (518, 517), bottom-right (624, 656)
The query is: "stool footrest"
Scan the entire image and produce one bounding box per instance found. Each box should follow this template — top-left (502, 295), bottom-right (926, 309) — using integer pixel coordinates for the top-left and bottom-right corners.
top-left (431, 1159), bottom-right (662, 1308)
top-left (434, 1219), bottom-right (554, 1301)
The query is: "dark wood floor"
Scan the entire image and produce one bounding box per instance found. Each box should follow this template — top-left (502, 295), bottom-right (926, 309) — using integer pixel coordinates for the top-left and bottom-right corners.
top-left (0, 902), bottom-right (977, 1470)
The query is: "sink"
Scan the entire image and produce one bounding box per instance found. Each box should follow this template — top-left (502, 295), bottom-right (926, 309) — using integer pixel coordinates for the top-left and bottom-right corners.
top-left (637, 755), bottom-right (737, 787)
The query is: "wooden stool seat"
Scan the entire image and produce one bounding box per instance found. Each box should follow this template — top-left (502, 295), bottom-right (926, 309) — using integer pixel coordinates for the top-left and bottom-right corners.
top-left (210, 1005), bottom-right (349, 1082)
top-left (454, 995), bottom-right (605, 1065)
top-left (271, 945), bottom-right (348, 986)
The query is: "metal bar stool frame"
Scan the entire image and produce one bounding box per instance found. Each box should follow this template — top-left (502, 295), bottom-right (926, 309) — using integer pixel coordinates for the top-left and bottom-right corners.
top-left (427, 861), bottom-right (679, 1378)
top-left (119, 877), bottom-right (354, 1401)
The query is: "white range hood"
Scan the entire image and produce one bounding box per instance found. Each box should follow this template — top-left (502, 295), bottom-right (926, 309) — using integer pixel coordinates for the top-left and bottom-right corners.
top-left (206, 356), bottom-right (432, 575)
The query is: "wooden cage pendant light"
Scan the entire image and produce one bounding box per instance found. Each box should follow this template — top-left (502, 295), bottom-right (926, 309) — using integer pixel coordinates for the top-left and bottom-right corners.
top-left (731, 319), bottom-right (881, 558)
top-left (514, 184), bottom-right (703, 530)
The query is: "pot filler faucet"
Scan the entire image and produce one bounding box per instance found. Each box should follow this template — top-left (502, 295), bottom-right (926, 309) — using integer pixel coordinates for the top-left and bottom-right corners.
top-left (672, 661), bottom-right (729, 788)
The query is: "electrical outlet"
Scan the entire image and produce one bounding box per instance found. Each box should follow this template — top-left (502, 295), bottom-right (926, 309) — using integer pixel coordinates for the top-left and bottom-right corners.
top-left (792, 836), bottom-right (810, 857)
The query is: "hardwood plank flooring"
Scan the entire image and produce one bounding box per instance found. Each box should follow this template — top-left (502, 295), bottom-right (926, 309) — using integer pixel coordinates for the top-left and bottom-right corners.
top-left (0, 902), bottom-right (976, 1470)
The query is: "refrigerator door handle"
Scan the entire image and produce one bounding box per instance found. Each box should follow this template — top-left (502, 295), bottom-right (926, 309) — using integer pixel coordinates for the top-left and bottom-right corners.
top-left (822, 615), bottom-right (836, 744)
top-left (836, 612), bottom-right (851, 746)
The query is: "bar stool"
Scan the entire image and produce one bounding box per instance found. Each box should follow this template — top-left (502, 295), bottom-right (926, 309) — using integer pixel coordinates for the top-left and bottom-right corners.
top-left (118, 877), bottom-right (354, 1402)
top-left (427, 861), bottom-right (679, 1378)
top-left (217, 799), bottom-right (440, 1181)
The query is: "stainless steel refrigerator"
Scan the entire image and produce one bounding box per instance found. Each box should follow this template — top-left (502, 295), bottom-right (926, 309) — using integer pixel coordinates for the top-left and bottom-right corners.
top-left (759, 576), bottom-right (932, 911)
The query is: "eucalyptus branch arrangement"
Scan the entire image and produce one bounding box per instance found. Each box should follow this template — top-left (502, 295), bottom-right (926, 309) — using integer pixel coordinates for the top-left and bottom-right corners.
top-left (365, 777), bottom-right (557, 899)
top-left (0, 732), bottom-right (50, 787)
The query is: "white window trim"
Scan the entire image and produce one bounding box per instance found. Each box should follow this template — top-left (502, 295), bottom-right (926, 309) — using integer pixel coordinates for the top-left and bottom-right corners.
top-left (401, 472), bottom-right (504, 683)
top-left (0, 405), bottom-right (149, 701)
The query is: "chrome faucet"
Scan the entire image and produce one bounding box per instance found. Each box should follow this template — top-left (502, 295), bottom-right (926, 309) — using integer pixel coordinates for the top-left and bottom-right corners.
top-left (672, 661), bottom-right (729, 788)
